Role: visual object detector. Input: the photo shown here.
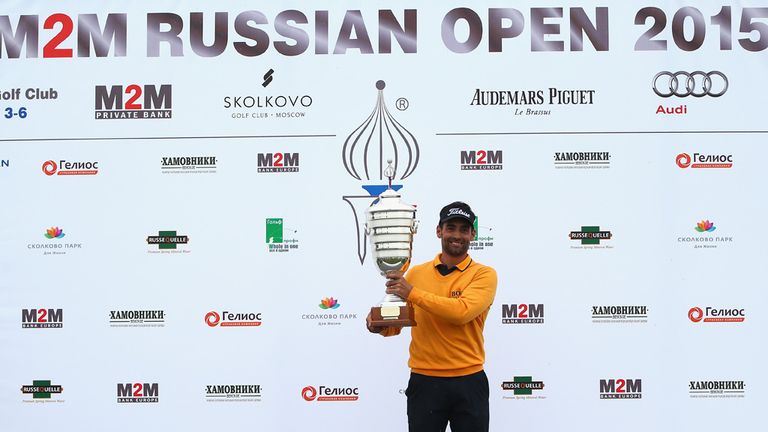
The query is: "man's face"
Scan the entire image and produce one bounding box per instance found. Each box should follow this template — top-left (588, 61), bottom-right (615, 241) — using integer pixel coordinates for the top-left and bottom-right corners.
top-left (436, 219), bottom-right (475, 257)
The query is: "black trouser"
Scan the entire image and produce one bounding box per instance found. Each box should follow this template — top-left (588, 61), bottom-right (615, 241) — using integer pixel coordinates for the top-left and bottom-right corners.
top-left (405, 370), bottom-right (489, 432)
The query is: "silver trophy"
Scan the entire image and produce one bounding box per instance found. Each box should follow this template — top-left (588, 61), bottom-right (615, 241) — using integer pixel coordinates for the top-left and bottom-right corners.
top-left (365, 161), bottom-right (418, 326)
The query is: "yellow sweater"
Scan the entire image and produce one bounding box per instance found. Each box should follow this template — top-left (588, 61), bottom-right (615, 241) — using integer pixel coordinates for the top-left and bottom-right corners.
top-left (382, 254), bottom-right (497, 377)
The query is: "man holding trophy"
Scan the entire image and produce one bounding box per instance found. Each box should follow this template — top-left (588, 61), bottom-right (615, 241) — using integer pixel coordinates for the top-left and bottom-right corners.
top-left (366, 198), bottom-right (498, 432)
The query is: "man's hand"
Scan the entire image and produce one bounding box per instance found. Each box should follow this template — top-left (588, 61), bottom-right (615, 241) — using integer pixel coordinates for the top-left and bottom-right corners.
top-left (366, 311), bottom-right (386, 334)
top-left (385, 271), bottom-right (413, 300)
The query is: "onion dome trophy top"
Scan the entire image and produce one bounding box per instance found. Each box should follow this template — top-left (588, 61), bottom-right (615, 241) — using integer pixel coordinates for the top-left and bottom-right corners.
top-left (342, 80), bottom-right (419, 194)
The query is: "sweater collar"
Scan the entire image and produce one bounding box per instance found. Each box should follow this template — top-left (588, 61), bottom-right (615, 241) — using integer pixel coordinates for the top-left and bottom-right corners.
top-left (432, 253), bottom-right (473, 275)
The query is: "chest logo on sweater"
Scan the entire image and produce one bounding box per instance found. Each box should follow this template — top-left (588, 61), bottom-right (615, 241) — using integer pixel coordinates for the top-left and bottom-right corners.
top-left (450, 290), bottom-right (462, 298)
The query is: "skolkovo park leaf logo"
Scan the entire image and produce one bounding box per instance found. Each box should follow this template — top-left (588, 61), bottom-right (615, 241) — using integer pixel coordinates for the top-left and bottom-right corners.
top-left (45, 227), bottom-right (65, 239)
top-left (319, 297), bottom-right (340, 310)
top-left (695, 220), bottom-right (716, 233)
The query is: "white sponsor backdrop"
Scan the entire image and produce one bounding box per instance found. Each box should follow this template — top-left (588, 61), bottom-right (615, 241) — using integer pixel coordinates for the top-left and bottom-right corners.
top-left (1, 1), bottom-right (766, 431)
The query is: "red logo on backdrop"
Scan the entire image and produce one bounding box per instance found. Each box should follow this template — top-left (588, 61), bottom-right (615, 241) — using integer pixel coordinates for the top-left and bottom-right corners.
top-left (205, 311), bottom-right (262, 327)
top-left (42, 160), bottom-right (58, 176)
top-left (302, 386), bottom-right (317, 401)
top-left (676, 152), bottom-right (733, 169)
top-left (688, 307), bottom-right (703, 322)
top-left (301, 385), bottom-right (359, 401)
top-left (41, 159), bottom-right (99, 176)
top-left (689, 306), bottom-right (745, 323)
top-left (205, 311), bottom-right (220, 327)
top-left (676, 153), bottom-right (692, 168)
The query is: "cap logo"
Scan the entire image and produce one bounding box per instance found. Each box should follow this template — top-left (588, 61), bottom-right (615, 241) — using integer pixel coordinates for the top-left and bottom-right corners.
top-left (447, 208), bottom-right (471, 218)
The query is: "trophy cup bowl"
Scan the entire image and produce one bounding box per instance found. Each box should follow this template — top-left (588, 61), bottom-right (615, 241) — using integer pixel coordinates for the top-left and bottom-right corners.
top-left (366, 189), bottom-right (418, 327)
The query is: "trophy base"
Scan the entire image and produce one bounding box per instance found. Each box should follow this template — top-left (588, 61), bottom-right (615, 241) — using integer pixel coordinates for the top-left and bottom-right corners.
top-left (370, 304), bottom-right (416, 327)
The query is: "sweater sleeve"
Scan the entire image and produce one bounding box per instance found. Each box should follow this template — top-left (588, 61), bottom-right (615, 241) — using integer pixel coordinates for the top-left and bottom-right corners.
top-left (407, 267), bottom-right (497, 325)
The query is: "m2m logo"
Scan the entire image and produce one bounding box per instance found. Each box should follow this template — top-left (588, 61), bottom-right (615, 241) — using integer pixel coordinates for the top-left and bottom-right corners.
top-left (502, 304), bottom-right (544, 324)
top-left (257, 152), bottom-right (299, 173)
top-left (0, 13), bottom-right (127, 59)
top-left (460, 150), bottom-right (502, 170)
top-left (600, 379), bottom-right (642, 399)
top-left (95, 84), bottom-right (172, 119)
top-left (117, 383), bottom-right (159, 403)
top-left (22, 308), bottom-right (63, 328)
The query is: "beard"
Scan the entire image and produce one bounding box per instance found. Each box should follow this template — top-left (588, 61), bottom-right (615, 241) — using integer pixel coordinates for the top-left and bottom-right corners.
top-left (441, 236), bottom-right (470, 257)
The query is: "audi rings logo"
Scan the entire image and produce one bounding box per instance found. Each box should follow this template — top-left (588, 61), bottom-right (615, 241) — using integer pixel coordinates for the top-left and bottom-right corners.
top-left (653, 71), bottom-right (728, 98)
top-left (42, 160), bottom-right (58, 176)
top-left (676, 153), bottom-right (692, 168)
top-left (205, 311), bottom-right (221, 327)
top-left (302, 386), bottom-right (317, 401)
top-left (688, 307), bottom-right (704, 323)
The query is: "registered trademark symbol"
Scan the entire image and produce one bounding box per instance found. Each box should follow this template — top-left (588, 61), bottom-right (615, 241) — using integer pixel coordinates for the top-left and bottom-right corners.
top-left (396, 97), bottom-right (409, 111)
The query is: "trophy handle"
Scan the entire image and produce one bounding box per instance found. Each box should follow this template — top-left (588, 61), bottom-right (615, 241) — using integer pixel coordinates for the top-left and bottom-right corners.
top-left (380, 258), bottom-right (410, 303)
top-left (380, 293), bottom-right (406, 304)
